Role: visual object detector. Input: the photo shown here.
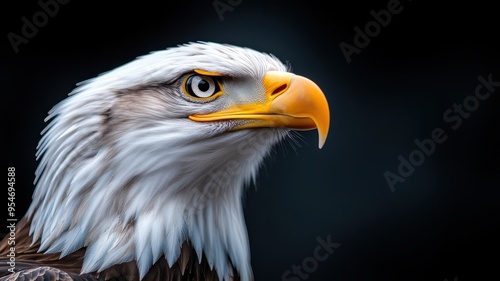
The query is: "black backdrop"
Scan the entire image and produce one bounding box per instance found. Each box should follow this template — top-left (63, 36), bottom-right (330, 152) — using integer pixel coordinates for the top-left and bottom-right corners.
top-left (2, 0), bottom-right (499, 280)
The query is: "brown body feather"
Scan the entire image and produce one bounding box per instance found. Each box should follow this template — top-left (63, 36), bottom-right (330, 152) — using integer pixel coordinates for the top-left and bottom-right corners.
top-left (0, 218), bottom-right (237, 281)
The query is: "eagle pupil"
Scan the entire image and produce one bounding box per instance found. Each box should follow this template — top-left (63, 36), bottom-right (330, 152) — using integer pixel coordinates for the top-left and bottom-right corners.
top-left (184, 74), bottom-right (220, 99)
top-left (198, 80), bottom-right (209, 92)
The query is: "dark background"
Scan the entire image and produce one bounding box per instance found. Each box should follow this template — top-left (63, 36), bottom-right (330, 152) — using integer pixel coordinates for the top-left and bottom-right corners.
top-left (2, 0), bottom-right (499, 280)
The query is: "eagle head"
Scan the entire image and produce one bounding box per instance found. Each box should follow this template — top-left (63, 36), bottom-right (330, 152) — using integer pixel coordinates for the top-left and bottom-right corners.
top-left (27, 42), bottom-right (330, 281)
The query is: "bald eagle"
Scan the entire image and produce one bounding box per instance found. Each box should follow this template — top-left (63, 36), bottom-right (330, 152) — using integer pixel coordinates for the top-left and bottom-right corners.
top-left (0, 42), bottom-right (330, 281)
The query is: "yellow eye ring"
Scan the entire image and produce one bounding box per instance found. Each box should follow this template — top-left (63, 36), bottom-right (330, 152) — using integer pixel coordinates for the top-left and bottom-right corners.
top-left (182, 74), bottom-right (224, 101)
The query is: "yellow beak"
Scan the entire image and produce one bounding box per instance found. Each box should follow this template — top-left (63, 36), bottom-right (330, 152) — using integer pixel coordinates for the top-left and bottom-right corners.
top-left (189, 71), bottom-right (330, 148)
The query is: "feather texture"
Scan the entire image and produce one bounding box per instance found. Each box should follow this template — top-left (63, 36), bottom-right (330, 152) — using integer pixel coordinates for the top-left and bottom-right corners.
top-left (1, 42), bottom-right (291, 281)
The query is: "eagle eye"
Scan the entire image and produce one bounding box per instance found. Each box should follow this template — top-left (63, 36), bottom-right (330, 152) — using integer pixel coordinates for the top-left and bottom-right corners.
top-left (183, 74), bottom-right (222, 99)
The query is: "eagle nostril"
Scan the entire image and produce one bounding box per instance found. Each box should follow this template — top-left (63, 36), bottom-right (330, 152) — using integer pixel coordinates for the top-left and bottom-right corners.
top-left (271, 84), bottom-right (288, 96)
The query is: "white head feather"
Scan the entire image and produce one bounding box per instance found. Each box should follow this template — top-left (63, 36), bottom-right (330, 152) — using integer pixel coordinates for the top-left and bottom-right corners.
top-left (27, 42), bottom-right (290, 281)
